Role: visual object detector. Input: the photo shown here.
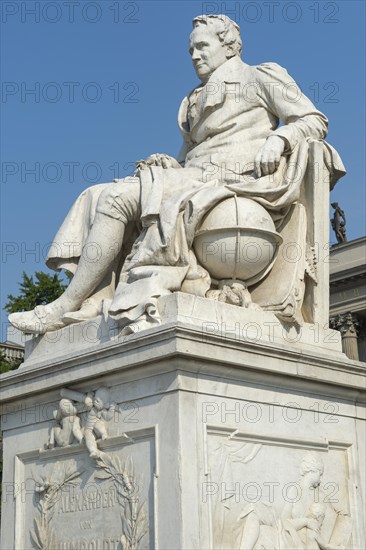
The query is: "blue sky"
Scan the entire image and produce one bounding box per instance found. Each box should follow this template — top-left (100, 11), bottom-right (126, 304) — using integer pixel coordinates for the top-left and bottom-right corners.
top-left (1, 0), bottom-right (365, 336)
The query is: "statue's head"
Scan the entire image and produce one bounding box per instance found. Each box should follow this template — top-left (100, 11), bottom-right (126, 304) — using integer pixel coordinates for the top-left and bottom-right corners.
top-left (190, 15), bottom-right (242, 83)
top-left (308, 502), bottom-right (326, 525)
top-left (331, 202), bottom-right (339, 208)
top-left (300, 451), bottom-right (324, 488)
top-left (94, 387), bottom-right (110, 410)
top-left (59, 398), bottom-right (77, 416)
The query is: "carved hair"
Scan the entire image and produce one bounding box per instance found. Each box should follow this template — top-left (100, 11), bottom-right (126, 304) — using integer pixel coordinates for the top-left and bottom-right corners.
top-left (192, 14), bottom-right (242, 57)
top-left (300, 451), bottom-right (324, 476)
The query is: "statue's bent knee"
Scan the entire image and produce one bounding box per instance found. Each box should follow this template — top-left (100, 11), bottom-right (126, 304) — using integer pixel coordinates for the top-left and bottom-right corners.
top-left (96, 178), bottom-right (140, 223)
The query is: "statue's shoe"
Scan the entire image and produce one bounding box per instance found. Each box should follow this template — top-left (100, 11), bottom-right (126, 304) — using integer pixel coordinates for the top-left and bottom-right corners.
top-left (62, 300), bottom-right (99, 325)
top-left (8, 305), bottom-right (66, 334)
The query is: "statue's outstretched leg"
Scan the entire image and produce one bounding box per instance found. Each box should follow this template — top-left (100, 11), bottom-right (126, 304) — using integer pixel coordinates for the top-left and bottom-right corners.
top-left (9, 179), bottom-right (140, 333)
top-left (84, 428), bottom-right (99, 458)
top-left (62, 257), bottom-right (119, 324)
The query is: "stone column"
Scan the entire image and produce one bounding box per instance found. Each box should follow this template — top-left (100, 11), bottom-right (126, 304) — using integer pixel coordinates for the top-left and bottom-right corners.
top-left (357, 318), bottom-right (366, 362)
top-left (331, 313), bottom-right (360, 361)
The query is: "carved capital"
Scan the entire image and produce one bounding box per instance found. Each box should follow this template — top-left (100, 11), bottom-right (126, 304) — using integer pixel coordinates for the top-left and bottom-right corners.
top-left (330, 312), bottom-right (360, 337)
top-left (331, 312), bottom-right (360, 360)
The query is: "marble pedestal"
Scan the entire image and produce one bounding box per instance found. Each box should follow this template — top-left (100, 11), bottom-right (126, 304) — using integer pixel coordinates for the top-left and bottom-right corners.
top-left (1, 293), bottom-right (365, 549)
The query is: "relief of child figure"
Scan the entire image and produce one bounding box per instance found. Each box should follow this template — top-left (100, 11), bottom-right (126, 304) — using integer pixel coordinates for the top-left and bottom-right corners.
top-left (305, 503), bottom-right (346, 550)
top-left (284, 502), bottom-right (346, 550)
top-left (82, 387), bottom-right (117, 458)
top-left (305, 503), bottom-right (329, 549)
top-left (50, 387), bottom-right (117, 458)
top-left (47, 398), bottom-right (83, 448)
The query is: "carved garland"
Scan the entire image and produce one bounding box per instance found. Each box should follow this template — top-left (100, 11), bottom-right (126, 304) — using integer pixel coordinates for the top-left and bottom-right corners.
top-left (31, 464), bottom-right (83, 550)
top-left (95, 452), bottom-right (148, 550)
top-left (31, 454), bottom-right (148, 550)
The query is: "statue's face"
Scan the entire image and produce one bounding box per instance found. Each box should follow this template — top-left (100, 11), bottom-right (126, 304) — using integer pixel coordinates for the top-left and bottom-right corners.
top-left (306, 469), bottom-right (322, 488)
top-left (94, 396), bottom-right (104, 411)
top-left (189, 27), bottom-right (229, 83)
top-left (60, 399), bottom-right (76, 416)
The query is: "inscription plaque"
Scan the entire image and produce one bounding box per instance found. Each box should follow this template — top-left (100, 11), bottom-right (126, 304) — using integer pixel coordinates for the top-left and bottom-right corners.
top-left (15, 432), bottom-right (155, 550)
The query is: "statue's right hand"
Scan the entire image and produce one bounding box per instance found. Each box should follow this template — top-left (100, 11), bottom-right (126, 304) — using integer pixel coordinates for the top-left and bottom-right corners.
top-left (135, 153), bottom-right (181, 172)
top-left (254, 135), bottom-right (285, 177)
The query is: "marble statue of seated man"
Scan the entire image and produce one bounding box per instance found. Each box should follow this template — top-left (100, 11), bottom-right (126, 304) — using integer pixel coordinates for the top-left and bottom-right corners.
top-left (9, 14), bottom-right (345, 335)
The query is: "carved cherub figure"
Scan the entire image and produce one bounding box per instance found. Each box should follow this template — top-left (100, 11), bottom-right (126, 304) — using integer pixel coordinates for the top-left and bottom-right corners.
top-left (83, 387), bottom-right (117, 458)
top-left (59, 387), bottom-right (117, 458)
top-left (47, 398), bottom-right (83, 449)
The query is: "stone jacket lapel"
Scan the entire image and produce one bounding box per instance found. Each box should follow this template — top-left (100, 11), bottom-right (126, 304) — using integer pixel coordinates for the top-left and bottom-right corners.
top-left (178, 56), bottom-right (251, 138)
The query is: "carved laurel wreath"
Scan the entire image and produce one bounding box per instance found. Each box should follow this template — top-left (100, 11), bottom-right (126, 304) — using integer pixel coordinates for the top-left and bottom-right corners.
top-left (95, 452), bottom-right (148, 550)
top-left (31, 463), bottom-right (83, 550)
top-left (31, 454), bottom-right (148, 550)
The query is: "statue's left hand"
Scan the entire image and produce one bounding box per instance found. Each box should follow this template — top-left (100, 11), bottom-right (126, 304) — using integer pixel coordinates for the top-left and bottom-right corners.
top-left (254, 136), bottom-right (286, 177)
top-left (135, 153), bottom-right (182, 172)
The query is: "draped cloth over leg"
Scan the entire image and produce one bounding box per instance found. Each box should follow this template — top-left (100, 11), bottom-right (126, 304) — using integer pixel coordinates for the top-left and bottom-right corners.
top-left (44, 137), bottom-right (343, 333)
top-left (109, 141), bottom-right (309, 328)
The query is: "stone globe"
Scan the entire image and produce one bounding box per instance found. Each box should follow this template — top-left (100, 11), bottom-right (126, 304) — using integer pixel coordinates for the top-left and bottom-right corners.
top-left (193, 196), bottom-right (283, 285)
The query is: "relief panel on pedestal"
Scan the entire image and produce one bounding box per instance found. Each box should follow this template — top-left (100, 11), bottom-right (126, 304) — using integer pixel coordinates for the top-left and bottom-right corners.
top-left (14, 386), bottom-right (156, 550)
top-left (205, 427), bottom-right (358, 550)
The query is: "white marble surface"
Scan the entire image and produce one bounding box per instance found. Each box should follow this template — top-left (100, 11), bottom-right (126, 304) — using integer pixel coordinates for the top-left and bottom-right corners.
top-left (1, 294), bottom-right (365, 549)
top-left (12, 292), bottom-right (343, 370)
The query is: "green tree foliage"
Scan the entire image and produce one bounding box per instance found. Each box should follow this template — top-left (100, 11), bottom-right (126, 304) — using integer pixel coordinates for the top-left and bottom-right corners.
top-left (4, 271), bottom-right (68, 314)
top-left (0, 351), bottom-right (22, 374)
top-left (1, 271), bottom-right (70, 374)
